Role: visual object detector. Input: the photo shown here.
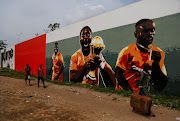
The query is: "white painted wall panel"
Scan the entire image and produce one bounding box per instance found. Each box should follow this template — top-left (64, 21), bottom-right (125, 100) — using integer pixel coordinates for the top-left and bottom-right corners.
top-left (46, 0), bottom-right (180, 44)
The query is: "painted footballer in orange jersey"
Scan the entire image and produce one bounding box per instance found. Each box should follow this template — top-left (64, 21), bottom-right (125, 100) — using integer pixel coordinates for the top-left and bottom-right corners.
top-left (70, 48), bottom-right (101, 85)
top-left (51, 42), bottom-right (63, 82)
top-left (115, 19), bottom-right (168, 92)
top-left (116, 43), bottom-right (166, 92)
top-left (70, 26), bottom-right (115, 87)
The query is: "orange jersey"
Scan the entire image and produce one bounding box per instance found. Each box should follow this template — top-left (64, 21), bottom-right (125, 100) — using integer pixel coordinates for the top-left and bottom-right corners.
top-left (52, 52), bottom-right (63, 82)
top-left (116, 43), bottom-right (167, 92)
top-left (70, 49), bottom-right (110, 85)
top-left (38, 68), bottom-right (44, 77)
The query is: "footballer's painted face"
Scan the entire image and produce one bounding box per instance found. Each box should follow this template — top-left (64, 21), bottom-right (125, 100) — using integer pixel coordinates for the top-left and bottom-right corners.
top-left (135, 20), bottom-right (155, 47)
top-left (54, 43), bottom-right (59, 54)
top-left (80, 28), bottom-right (92, 55)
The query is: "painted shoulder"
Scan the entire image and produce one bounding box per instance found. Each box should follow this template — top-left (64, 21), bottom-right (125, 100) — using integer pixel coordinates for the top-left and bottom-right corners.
top-left (57, 52), bottom-right (63, 57)
top-left (120, 43), bottom-right (136, 53)
top-left (152, 45), bottom-right (164, 53)
top-left (71, 49), bottom-right (81, 58)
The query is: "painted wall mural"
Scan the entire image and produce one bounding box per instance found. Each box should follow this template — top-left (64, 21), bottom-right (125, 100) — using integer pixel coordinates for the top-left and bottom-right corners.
top-left (0, 0), bottom-right (179, 96)
top-left (46, 13), bottom-right (180, 96)
top-left (50, 42), bottom-right (64, 82)
top-left (1, 46), bottom-right (15, 69)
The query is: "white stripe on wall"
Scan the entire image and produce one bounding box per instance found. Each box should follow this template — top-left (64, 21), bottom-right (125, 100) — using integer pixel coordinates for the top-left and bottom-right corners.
top-left (46, 0), bottom-right (180, 44)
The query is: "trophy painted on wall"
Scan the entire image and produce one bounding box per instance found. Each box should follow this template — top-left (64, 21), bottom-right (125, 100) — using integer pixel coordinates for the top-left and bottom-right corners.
top-left (86, 36), bottom-right (105, 85)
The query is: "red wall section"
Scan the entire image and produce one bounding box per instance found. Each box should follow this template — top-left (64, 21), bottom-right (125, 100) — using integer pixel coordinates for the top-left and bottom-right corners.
top-left (15, 34), bottom-right (46, 77)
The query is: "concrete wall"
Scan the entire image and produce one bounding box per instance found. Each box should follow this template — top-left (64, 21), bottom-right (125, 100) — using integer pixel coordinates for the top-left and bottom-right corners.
top-left (15, 34), bottom-right (46, 76)
top-left (1, 0), bottom-right (179, 95)
top-left (46, 0), bottom-right (180, 44)
top-left (46, 0), bottom-right (180, 95)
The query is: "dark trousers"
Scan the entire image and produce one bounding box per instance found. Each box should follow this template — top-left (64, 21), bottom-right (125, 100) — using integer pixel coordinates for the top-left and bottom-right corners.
top-left (38, 77), bottom-right (45, 87)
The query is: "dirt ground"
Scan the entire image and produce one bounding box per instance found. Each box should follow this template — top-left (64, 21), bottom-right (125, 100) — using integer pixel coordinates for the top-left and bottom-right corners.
top-left (0, 76), bottom-right (179, 121)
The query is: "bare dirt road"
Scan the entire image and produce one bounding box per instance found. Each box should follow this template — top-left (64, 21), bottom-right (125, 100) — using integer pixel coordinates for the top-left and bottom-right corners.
top-left (0, 76), bottom-right (179, 121)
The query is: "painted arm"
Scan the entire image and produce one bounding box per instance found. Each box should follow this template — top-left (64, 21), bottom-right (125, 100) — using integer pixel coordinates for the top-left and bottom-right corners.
top-left (115, 66), bottom-right (131, 91)
top-left (70, 60), bottom-right (92, 83)
top-left (91, 55), bottom-right (115, 87)
top-left (151, 51), bottom-right (168, 91)
top-left (100, 63), bottom-right (116, 87)
top-left (55, 63), bottom-right (63, 80)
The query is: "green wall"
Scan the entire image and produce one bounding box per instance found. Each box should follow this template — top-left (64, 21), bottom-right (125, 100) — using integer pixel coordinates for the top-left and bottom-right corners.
top-left (46, 13), bottom-right (180, 96)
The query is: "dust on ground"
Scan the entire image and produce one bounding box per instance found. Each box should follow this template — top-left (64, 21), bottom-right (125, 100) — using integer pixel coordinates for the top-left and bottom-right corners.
top-left (0, 76), bottom-right (179, 121)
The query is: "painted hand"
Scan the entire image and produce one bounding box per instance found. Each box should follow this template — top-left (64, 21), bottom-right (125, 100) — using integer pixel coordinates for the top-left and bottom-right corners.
top-left (151, 51), bottom-right (161, 62)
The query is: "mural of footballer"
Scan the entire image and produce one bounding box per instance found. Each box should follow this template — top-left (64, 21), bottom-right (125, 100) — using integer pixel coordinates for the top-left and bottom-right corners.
top-left (9, 48), bottom-right (14, 68)
top-left (115, 19), bottom-right (168, 92)
top-left (69, 26), bottom-right (115, 87)
top-left (50, 42), bottom-right (64, 82)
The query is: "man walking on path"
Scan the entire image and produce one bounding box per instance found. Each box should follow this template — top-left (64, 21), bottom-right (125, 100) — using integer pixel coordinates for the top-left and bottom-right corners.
top-left (37, 64), bottom-right (46, 88)
top-left (25, 63), bottom-right (31, 86)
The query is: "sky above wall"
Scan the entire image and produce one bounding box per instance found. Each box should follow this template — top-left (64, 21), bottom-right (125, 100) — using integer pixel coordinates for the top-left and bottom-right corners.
top-left (0, 0), bottom-right (141, 47)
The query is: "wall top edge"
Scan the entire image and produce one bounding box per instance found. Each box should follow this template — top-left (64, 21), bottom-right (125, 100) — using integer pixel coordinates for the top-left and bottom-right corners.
top-left (46, 0), bottom-right (180, 44)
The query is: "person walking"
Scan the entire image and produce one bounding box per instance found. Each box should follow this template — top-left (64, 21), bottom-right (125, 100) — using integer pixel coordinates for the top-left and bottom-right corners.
top-left (25, 63), bottom-right (31, 86)
top-left (37, 64), bottom-right (46, 88)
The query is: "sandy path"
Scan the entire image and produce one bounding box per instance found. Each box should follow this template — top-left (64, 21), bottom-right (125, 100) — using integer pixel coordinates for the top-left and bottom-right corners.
top-left (0, 76), bottom-right (179, 121)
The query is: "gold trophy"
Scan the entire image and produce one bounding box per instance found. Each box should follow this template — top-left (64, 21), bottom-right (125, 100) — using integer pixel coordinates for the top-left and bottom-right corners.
top-left (87, 36), bottom-right (105, 85)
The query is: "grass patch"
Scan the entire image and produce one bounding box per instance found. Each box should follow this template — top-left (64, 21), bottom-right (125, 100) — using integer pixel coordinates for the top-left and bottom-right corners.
top-left (0, 68), bottom-right (179, 110)
top-left (150, 94), bottom-right (180, 110)
top-left (0, 68), bottom-right (37, 80)
top-left (112, 97), bottom-right (118, 101)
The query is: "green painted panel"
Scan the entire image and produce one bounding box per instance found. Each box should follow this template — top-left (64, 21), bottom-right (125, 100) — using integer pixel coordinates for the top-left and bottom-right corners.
top-left (46, 13), bottom-right (180, 96)
top-left (154, 13), bottom-right (180, 49)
